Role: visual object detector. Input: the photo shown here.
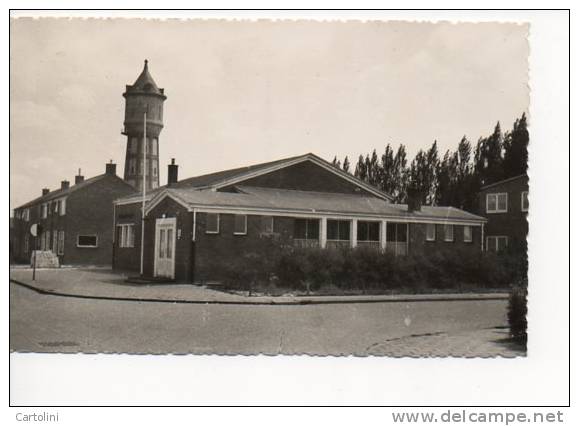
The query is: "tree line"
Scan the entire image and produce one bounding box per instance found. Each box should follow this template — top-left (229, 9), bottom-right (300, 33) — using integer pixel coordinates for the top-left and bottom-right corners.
top-left (332, 113), bottom-right (528, 212)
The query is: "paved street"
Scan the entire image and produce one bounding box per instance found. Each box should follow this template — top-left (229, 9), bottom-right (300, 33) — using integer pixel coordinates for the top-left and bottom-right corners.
top-left (10, 282), bottom-right (523, 356)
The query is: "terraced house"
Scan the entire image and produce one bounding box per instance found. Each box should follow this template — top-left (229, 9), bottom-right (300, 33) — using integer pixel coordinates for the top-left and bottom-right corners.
top-left (113, 153), bottom-right (487, 283)
top-left (12, 163), bottom-right (135, 265)
top-left (478, 174), bottom-right (529, 253)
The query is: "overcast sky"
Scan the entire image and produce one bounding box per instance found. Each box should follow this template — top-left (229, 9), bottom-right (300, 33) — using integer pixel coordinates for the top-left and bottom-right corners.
top-left (10, 18), bottom-right (528, 211)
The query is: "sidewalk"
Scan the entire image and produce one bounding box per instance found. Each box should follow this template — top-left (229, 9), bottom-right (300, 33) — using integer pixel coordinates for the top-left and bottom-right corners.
top-left (9, 268), bottom-right (509, 305)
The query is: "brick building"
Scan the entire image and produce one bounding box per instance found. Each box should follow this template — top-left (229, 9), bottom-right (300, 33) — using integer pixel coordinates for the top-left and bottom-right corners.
top-left (12, 163), bottom-right (135, 265)
top-left (113, 153), bottom-right (487, 283)
top-left (11, 60), bottom-right (165, 266)
top-left (478, 174), bottom-right (529, 252)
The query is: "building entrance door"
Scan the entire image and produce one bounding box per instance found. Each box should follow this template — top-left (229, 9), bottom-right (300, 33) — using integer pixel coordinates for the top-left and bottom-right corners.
top-left (154, 217), bottom-right (176, 279)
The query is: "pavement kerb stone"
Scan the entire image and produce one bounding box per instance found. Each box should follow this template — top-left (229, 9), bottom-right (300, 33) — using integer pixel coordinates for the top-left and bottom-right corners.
top-left (10, 278), bottom-right (510, 306)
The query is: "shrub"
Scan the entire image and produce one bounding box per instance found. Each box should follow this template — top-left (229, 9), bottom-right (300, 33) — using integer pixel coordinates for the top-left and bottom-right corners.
top-left (208, 238), bottom-right (527, 295)
top-left (508, 280), bottom-right (528, 344)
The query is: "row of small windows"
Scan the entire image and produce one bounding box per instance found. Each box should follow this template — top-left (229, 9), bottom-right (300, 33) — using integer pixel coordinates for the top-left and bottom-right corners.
top-left (15, 199), bottom-right (66, 221)
top-left (204, 213), bottom-right (472, 244)
top-left (41, 199), bottom-right (66, 218)
top-left (128, 137), bottom-right (158, 156)
top-left (425, 223), bottom-right (472, 243)
top-left (128, 158), bottom-right (158, 177)
top-left (486, 191), bottom-right (528, 213)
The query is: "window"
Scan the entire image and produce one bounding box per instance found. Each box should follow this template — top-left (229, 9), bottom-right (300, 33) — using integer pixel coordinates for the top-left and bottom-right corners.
top-left (425, 223), bottom-right (436, 241)
top-left (294, 218), bottom-right (319, 240)
top-left (58, 231), bottom-right (65, 255)
top-left (151, 138), bottom-right (158, 155)
top-left (205, 213), bottom-right (220, 234)
top-left (233, 215), bottom-right (247, 235)
top-left (24, 234), bottom-right (29, 254)
top-left (77, 235), bottom-right (98, 248)
top-left (53, 202), bottom-right (59, 214)
top-left (59, 198), bottom-right (66, 216)
top-left (327, 220), bottom-right (350, 241)
top-left (139, 160), bottom-right (144, 174)
top-left (464, 226), bottom-right (473, 243)
top-left (41, 204), bottom-right (48, 219)
top-left (487, 236), bottom-right (508, 252)
top-left (23, 209), bottom-right (30, 221)
top-left (443, 224), bottom-right (454, 242)
top-left (129, 159), bottom-right (136, 175)
top-left (117, 224), bottom-right (135, 248)
top-left (166, 229), bottom-right (173, 259)
top-left (486, 193), bottom-right (508, 213)
top-left (357, 221), bottom-right (380, 242)
top-left (521, 191), bottom-right (529, 212)
top-left (261, 216), bottom-right (274, 234)
top-left (52, 232), bottom-right (58, 253)
top-left (130, 137), bottom-right (138, 154)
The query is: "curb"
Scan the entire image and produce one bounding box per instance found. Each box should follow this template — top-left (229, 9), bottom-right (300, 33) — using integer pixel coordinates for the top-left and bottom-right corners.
top-left (10, 279), bottom-right (509, 306)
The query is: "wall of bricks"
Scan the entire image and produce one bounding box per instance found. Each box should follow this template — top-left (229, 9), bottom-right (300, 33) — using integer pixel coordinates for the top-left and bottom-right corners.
top-left (112, 202), bottom-right (142, 272)
top-left (112, 199), bottom-right (485, 283)
top-left (143, 197), bottom-right (194, 281)
top-left (222, 161), bottom-right (378, 197)
top-left (478, 175), bottom-right (528, 249)
top-left (12, 175), bottom-right (134, 266)
top-left (408, 223), bottom-right (482, 254)
top-left (63, 176), bottom-right (135, 265)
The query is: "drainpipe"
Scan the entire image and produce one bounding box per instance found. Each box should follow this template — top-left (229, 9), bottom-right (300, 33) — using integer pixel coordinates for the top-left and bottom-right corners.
top-left (192, 208), bottom-right (197, 242)
top-left (112, 203), bottom-right (116, 270)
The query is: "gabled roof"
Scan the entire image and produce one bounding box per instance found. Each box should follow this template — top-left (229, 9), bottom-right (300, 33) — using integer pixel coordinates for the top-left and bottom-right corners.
top-left (146, 185), bottom-right (486, 224)
top-left (16, 174), bottom-right (132, 210)
top-left (117, 153), bottom-right (393, 204)
top-left (116, 153), bottom-right (395, 205)
top-left (480, 174), bottom-right (528, 190)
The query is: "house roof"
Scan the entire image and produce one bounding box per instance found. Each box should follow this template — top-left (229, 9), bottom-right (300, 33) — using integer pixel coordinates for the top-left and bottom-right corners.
top-left (116, 153), bottom-right (395, 204)
top-left (149, 185), bottom-right (486, 224)
top-left (480, 174), bottom-right (528, 190)
top-left (16, 174), bottom-right (129, 210)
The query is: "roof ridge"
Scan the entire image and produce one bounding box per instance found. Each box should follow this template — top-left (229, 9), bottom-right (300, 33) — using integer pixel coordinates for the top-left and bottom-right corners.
top-left (16, 173), bottom-right (108, 209)
top-left (480, 173), bottom-right (528, 190)
top-left (236, 185), bottom-right (382, 198)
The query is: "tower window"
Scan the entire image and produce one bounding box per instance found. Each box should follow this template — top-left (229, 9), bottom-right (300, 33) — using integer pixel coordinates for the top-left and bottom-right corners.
top-left (130, 137), bottom-right (138, 154)
top-left (129, 159), bottom-right (136, 175)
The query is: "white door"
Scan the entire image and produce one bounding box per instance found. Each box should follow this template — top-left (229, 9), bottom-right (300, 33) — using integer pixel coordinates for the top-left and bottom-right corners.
top-left (154, 218), bottom-right (176, 279)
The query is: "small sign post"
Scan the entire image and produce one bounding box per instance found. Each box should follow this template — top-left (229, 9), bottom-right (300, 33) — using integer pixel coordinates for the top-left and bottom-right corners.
top-left (30, 223), bottom-right (40, 281)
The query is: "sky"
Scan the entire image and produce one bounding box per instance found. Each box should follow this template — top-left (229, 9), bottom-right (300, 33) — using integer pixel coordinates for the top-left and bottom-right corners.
top-left (9, 18), bottom-right (529, 211)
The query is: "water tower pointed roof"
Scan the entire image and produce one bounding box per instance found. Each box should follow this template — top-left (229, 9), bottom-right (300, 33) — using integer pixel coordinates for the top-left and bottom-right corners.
top-left (125, 59), bottom-right (165, 97)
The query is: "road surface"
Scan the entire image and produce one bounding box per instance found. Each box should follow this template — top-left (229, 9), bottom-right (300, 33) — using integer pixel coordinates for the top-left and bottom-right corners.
top-left (10, 282), bottom-right (515, 356)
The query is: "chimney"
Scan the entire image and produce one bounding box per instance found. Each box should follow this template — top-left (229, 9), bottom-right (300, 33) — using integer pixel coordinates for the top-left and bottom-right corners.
top-left (105, 160), bottom-right (117, 176)
top-left (167, 158), bottom-right (178, 186)
top-left (75, 168), bottom-right (84, 184)
top-left (407, 188), bottom-right (423, 212)
top-left (61, 180), bottom-right (70, 190)
top-left (42, 188), bottom-right (50, 196)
